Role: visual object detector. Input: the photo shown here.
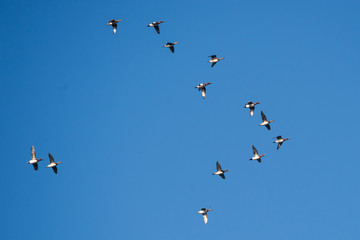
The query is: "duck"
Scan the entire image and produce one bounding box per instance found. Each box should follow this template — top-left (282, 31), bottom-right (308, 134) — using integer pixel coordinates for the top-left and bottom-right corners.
top-left (147, 21), bottom-right (164, 34)
top-left (212, 161), bottom-right (228, 179)
top-left (46, 153), bottom-right (62, 174)
top-left (195, 83), bottom-right (212, 99)
top-left (197, 208), bottom-right (213, 224)
top-left (273, 136), bottom-right (290, 150)
top-left (243, 101), bottom-right (260, 117)
top-left (259, 110), bottom-right (274, 130)
top-left (208, 55), bottom-right (224, 68)
top-left (107, 19), bottom-right (122, 34)
top-left (163, 42), bottom-right (179, 53)
top-left (250, 145), bottom-right (265, 163)
top-left (27, 146), bottom-right (43, 171)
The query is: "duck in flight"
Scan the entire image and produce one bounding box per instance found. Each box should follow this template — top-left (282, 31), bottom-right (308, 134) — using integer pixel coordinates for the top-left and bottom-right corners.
top-left (243, 101), bottom-right (260, 117)
top-left (208, 55), bottom-right (224, 68)
top-left (163, 42), bottom-right (179, 53)
top-left (259, 111), bottom-right (274, 130)
top-left (197, 208), bottom-right (213, 224)
top-left (212, 161), bottom-right (228, 179)
top-left (147, 21), bottom-right (164, 34)
top-left (46, 153), bottom-right (62, 174)
top-left (107, 19), bottom-right (122, 34)
top-left (273, 136), bottom-right (290, 150)
top-left (27, 146), bottom-right (43, 171)
top-left (250, 145), bottom-right (265, 163)
top-left (195, 83), bottom-right (212, 99)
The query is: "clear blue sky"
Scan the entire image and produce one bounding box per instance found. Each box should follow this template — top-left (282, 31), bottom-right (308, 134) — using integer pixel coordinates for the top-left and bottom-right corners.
top-left (1, 0), bottom-right (359, 239)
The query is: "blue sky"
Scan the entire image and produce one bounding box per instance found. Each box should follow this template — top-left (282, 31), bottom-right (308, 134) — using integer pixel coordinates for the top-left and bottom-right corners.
top-left (1, 0), bottom-right (360, 239)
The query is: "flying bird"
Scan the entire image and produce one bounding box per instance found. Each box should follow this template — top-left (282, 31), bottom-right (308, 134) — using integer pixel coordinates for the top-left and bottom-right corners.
top-left (46, 153), bottom-right (62, 174)
top-left (163, 42), bottom-right (179, 53)
top-left (195, 83), bottom-right (212, 99)
top-left (273, 136), bottom-right (290, 150)
top-left (208, 55), bottom-right (224, 68)
top-left (243, 101), bottom-right (260, 117)
top-left (147, 21), bottom-right (164, 34)
top-left (250, 145), bottom-right (265, 163)
top-left (197, 208), bottom-right (213, 224)
top-left (212, 161), bottom-right (228, 179)
top-left (107, 19), bottom-right (122, 34)
top-left (259, 111), bottom-right (274, 130)
top-left (26, 146), bottom-right (43, 171)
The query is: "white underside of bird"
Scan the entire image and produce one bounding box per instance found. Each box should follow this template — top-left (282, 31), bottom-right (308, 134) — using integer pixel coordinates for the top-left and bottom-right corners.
top-left (28, 159), bottom-right (38, 164)
top-left (47, 162), bottom-right (56, 168)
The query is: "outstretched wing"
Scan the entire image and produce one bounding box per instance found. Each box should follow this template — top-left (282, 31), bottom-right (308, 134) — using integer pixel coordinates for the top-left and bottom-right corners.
top-left (170, 46), bottom-right (174, 53)
top-left (209, 55), bottom-right (216, 59)
top-left (52, 166), bottom-right (58, 174)
top-left (112, 24), bottom-right (117, 34)
top-left (219, 173), bottom-right (225, 179)
top-left (154, 25), bottom-right (160, 34)
top-left (31, 146), bottom-right (36, 160)
top-left (266, 124), bottom-right (271, 130)
top-left (201, 88), bottom-right (206, 99)
top-left (216, 161), bottom-right (221, 171)
top-left (277, 142), bottom-right (283, 150)
top-left (211, 62), bottom-right (217, 68)
top-left (33, 163), bottom-right (38, 171)
top-left (261, 111), bottom-right (267, 121)
top-left (202, 213), bottom-right (208, 224)
top-left (49, 153), bottom-right (55, 163)
top-left (250, 108), bottom-right (254, 117)
top-left (252, 145), bottom-right (258, 155)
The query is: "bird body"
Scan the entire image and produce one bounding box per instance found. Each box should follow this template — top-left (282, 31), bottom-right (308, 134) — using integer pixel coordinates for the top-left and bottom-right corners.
top-left (259, 111), bottom-right (274, 130)
top-left (250, 145), bottom-right (265, 163)
top-left (46, 153), bottom-right (62, 174)
top-left (163, 42), bottom-right (179, 53)
top-left (208, 55), bottom-right (224, 68)
top-left (212, 161), bottom-right (228, 179)
top-left (195, 82), bottom-right (212, 99)
top-left (107, 19), bottom-right (122, 34)
top-left (273, 136), bottom-right (290, 149)
top-left (27, 146), bottom-right (43, 170)
top-left (147, 21), bottom-right (164, 34)
top-left (243, 101), bottom-right (260, 117)
top-left (197, 208), bottom-right (213, 224)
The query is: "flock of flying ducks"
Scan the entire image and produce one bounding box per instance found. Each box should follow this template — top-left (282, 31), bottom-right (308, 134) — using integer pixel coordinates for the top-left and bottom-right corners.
top-left (26, 18), bottom-right (290, 225)
top-left (27, 146), bottom-right (61, 174)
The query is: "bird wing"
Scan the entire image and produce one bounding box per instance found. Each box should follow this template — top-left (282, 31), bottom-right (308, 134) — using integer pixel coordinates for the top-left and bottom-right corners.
top-left (154, 25), bottom-right (160, 34)
top-left (170, 46), bottom-right (175, 53)
top-left (202, 213), bottom-right (208, 224)
top-left (276, 136), bottom-right (282, 139)
top-left (52, 166), bottom-right (58, 174)
top-left (113, 24), bottom-right (117, 34)
top-left (261, 111), bottom-right (267, 121)
top-left (49, 153), bottom-right (55, 163)
top-left (219, 173), bottom-right (225, 179)
top-left (252, 145), bottom-right (258, 155)
top-left (33, 163), bottom-right (38, 171)
top-left (250, 108), bottom-right (254, 117)
top-left (277, 142), bottom-right (283, 150)
top-left (31, 146), bottom-right (36, 160)
top-left (211, 62), bottom-right (217, 68)
top-left (209, 55), bottom-right (216, 59)
top-left (216, 161), bottom-right (221, 171)
top-left (266, 124), bottom-right (271, 130)
top-left (201, 88), bottom-right (206, 99)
